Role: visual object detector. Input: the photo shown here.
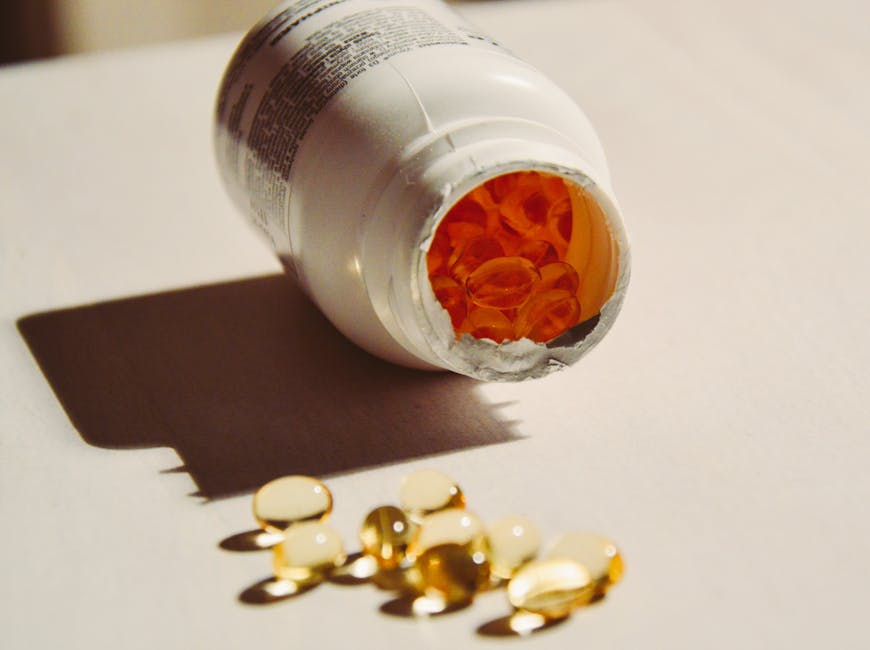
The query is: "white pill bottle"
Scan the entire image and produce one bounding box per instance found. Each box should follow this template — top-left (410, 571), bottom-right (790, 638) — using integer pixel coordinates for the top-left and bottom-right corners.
top-left (214, 0), bottom-right (630, 381)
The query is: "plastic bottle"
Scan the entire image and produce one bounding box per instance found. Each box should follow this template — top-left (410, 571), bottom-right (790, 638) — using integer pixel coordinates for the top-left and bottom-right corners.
top-left (214, 0), bottom-right (630, 381)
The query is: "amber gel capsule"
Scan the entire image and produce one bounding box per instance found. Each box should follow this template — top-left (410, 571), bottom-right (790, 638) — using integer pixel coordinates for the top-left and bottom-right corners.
top-left (359, 506), bottom-right (415, 570)
top-left (448, 236), bottom-right (504, 283)
top-left (273, 521), bottom-right (345, 584)
top-left (399, 469), bottom-right (466, 522)
top-left (407, 508), bottom-right (486, 561)
top-left (429, 275), bottom-right (467, 329)
top-left (412, 544), bottom-right (491, 608)
top-left (545, 532), bottom-right (624, 594)
top-left (507, 558), bottom-right (595, 619)
top-left (253, 475), bottom-right (332, 532)
top-left (517, 240), bottom-right (559, 267)
top-left (537, 262), bottom-right (580, 294)
top-left (466, 257), bottom-right (541, 310)
top-left (486, 515), bottom-right (542, 581)
top-left (515, 289), bottom-right (582, 342)
top-left (461, 308), bottom-right (513, 343)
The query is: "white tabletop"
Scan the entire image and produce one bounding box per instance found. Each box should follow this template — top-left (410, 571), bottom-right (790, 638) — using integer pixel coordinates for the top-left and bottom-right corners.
top-left (2, 1), bottom-right (869, 648)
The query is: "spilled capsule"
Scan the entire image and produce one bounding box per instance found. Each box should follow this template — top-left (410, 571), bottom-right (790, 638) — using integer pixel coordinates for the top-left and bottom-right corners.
top-left (507, 558), bottom-right (594, 619)
top-left (253, 475), bottom-right (332, 532)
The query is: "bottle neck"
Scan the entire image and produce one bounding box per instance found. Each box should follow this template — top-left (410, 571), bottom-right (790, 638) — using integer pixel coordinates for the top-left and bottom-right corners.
top-left (361, 120), bottom-right (630, 381)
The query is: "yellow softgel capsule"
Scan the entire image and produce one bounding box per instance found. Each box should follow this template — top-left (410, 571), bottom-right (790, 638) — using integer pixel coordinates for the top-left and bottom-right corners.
top-left (359, 505), bottom-right (415, 570)
top-left (411, 543), bottom-right (491, 607)
top-left (466, 256), bottom-right (541, 310)
top-left (253, 475), bottom-right (332, 532)
top-left (545, 532), bottom-right (624, 594)
top-left (407, 508), bottom-right (485, 560)
top-left (485, 515), bottom-right (542, 580)
top-left (507, 558), bottom-right (594, 619)
top-left (399, 469), bottom-right (465, 522)
top-left (273, 521), bottom-right (346, 583)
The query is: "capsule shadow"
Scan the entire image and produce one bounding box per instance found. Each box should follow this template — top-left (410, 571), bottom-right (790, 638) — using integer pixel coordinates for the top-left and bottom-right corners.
top-left (476, 612), bottom-right (568, 637)
top-left (219, 529), bottom-right (282, 552)
top-left (239, 576), bottom-right (315, 605)
top-left (379, 594), bottom-right (472, 618)
top-left (17, 273), bottom-right (521, 499)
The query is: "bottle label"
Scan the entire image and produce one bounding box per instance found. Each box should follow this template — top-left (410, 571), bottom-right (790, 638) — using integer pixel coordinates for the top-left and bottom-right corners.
top-left (215, 0), bottom-right (509, 248)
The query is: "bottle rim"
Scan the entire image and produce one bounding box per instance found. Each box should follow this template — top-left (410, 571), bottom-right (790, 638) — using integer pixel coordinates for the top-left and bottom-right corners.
top-left (364, 131), bottom-right (631, 381)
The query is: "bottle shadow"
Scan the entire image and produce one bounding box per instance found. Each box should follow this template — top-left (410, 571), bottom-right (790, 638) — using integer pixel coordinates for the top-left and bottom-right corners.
top-left (17, 273), bottom-right (521, 499)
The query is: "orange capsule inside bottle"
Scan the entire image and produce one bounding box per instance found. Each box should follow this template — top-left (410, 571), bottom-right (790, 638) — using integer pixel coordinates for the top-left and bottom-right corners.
top-left (426, 170), bottom-right (617, 345)
top-left (429, 275), bottom-right (467, 328)
top-left (500, 188), bottom-right (548, 234)
top-left (517, 240), bottom-right (559, 267)
top-left (461, 307), bottom-right (514, 343)
top-left (466, 257), bottom-right (540, 310)
top-left (537, 262), bottom-right (580, 294)
top-left (515, 289), bottom-right (582, 342)
top-left (448, 236), bottom-right (503, 283)
top-left (547, 197), bottom-right (573, 247)
top-left (427, 230), bottom-right (451, 276)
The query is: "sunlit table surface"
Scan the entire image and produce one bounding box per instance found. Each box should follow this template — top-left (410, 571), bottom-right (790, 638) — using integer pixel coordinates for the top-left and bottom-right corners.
top-left (2, 1), bottom-right (869, 648)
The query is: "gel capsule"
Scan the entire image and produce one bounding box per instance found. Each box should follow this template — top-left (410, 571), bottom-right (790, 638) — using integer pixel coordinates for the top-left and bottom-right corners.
top-left (359, 505), bottom-right (415, 570)
top-left (515, 170), bottom-right (543, 190)
top-left (547, 197), bottom-right (573, 244)
top-left (466, 256), bottom-right (540, 310)
top-left (545, 532), bottom-right (624, 594)
top-left (484, 173), bottom-right (519, 202)
top-left (462, 307), bottom-right (513, 343)
top-left (446, 221), bottom-right (486, 246)
top-left (445, 196), bottom-right (487, 229)
top-left (273, 521), bottom-right (346, 583)
top-left (407, 508), bottom-right (485, 560)
top-left (541, 174), bottom-right (569, 202)
top-left (425, 230), bottom-right (451, 275)
top-left (412, 543), bottom-right (490, 607)
top-left (518, 240), bottom-right (559, 267)
top-left (537, 262), bottom-right (580, 294)
top-left (490, 223), bottom-right (525, 257)
top-left (515, 289), bottom-right (581, 342)
top-left (429, 275), bottom-right (467, 328)
top-left (507, 558), bottom-right (594, 619)
top-left (253, 475), bottom-right (332, 532)
top-left (486, 515), bottom-right (542, 581)
top-left (448, 236), bottom-right (504, 282)
top-left (499, 188), bottom-right (549, 234)
top-left (399, 469), bottom-right (465, 522)
top-left (469, 184), bottom-right (498, 215)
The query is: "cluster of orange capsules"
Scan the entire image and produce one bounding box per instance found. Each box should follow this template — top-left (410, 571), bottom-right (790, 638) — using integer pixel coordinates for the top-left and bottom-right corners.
top-left (231, 469), bottom-right (622, 636)
top-left (427, 171), bottom-right (587, 343)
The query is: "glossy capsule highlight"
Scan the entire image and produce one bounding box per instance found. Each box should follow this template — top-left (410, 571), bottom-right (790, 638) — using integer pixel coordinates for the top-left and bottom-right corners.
top-left (359, 505), bottom-right (415, 570)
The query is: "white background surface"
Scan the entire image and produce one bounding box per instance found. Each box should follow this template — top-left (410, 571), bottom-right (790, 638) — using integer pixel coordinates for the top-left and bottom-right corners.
top-left (2, 1), bottom-right (869, 648)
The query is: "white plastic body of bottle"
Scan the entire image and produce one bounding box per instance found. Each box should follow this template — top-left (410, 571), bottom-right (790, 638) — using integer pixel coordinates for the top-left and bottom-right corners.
top-left (214, 0), bottom-right (630, 381)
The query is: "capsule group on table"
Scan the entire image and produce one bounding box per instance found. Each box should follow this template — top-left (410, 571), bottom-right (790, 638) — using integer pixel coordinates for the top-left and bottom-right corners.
top-left (243, 469), bottom-right (623, 635)
top-left (426, 171), bottom-right (592, 343)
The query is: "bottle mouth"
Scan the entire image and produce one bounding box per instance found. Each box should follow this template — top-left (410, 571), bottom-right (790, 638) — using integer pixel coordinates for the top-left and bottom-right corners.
top-left (414, 163), bottom-right (630, 381)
